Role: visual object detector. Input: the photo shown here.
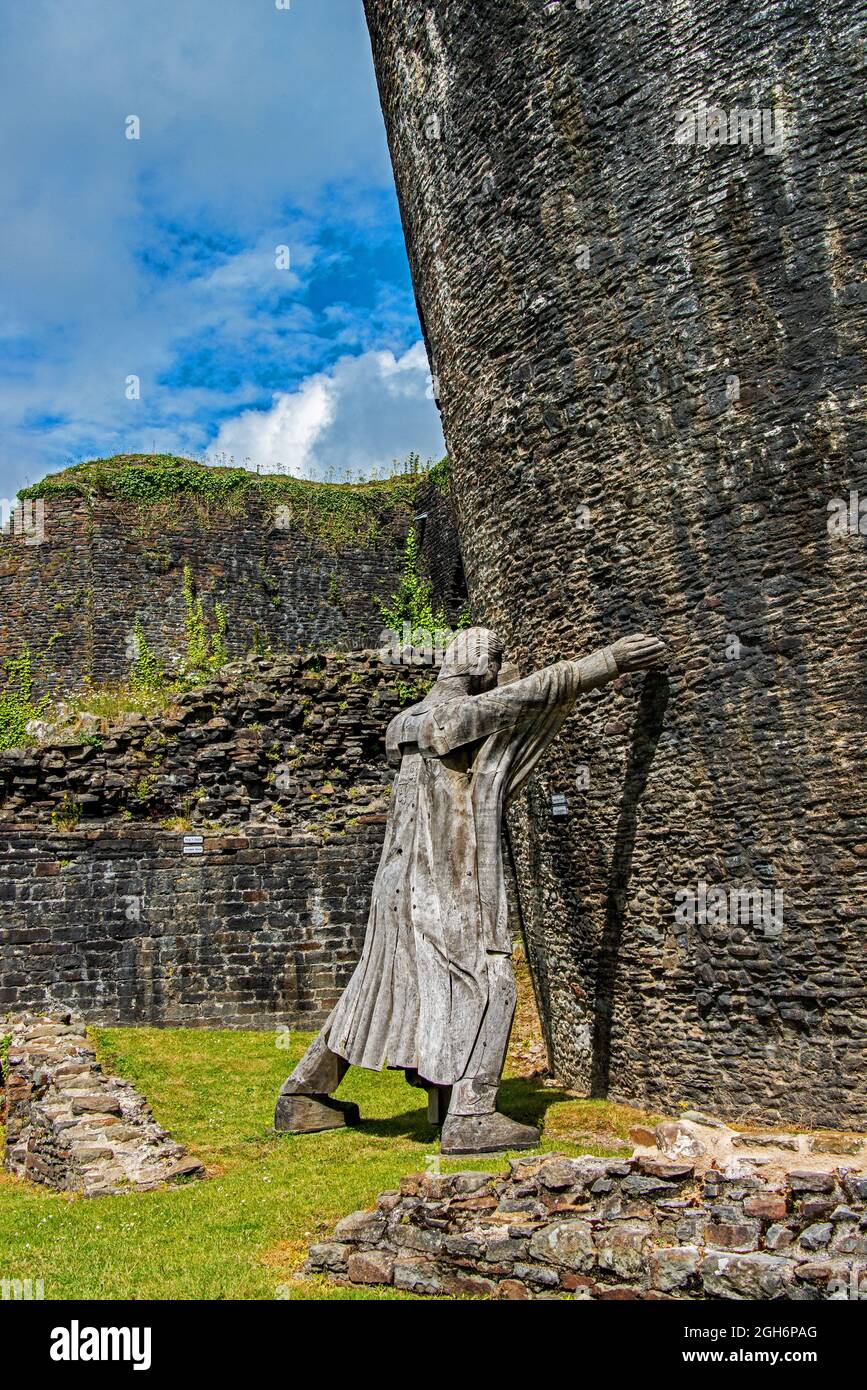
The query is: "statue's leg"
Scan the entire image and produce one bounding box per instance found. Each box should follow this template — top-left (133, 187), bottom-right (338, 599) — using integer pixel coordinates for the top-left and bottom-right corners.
top-left (274, 1027), bottom-right (360, 1133)
top-left (440, 953), bottom-right (540, 1155)
top-left (405, 1068), bottom-right (452, 1125)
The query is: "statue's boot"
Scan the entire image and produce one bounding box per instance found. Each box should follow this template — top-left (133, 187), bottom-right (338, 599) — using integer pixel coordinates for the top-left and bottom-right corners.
top-left (440, 1110), bottom-right (540, 1155)
top-left (274, 1031), bottom-right (359, 1133)
top-left (274, 1091), bottom-right (360, 1133)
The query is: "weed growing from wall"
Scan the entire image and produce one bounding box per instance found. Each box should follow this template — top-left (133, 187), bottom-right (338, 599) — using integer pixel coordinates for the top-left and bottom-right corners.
top-left (378, 526), bottom-right (450, 642)
top-left (51, 791), bottom-right (82, 831)
top-left (183, 566), bottom-right (210, 672)
top-left (129, 620), bottom-right (164, 696)
top-left (182, 566), bottom-right (228, 678)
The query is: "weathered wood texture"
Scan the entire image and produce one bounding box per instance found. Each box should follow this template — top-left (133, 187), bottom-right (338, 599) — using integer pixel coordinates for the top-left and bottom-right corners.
top-left (363, 0), bottom-right (867, 1126)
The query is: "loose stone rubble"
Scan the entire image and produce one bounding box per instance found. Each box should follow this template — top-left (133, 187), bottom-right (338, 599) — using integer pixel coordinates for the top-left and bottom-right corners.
top-left (2, 1013), bottom-right (204, 1196)
top-left (639, 1115), bottom-right (867, 1179)
top-left (305, 1147), bottom-right (867, 1300)
top-left (0, 651), bottom-right (402, 829)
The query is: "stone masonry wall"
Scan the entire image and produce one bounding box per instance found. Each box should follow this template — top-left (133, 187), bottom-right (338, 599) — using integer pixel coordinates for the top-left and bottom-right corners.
top-left (0, 474), bottom-right (464, 694)
top-left (363, 0), bottom-right (867, 1127)
top-left (0, 652), bottom-right (410, 1027)
top-left (0, 651), bottom-right (402, 830)
top-left (3, 1013), bottom-right (205, 1195)
top-left (0, 821), bottom-right (386, 1029)
top-left (306, 1151), bottom-right (867, 1301)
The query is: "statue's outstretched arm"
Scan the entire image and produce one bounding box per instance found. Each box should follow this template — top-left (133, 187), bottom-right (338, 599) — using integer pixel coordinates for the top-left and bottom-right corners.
top-left (575, 633), bottom-right (666, 688)
top-left (419, 633), bottom-right (666, 757)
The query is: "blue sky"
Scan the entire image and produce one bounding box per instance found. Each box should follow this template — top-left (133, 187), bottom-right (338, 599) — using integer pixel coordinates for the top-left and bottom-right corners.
top-left (0, 0), bottom-right (445, 500)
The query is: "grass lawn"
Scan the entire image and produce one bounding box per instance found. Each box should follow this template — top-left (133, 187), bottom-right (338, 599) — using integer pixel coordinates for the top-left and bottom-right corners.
top-left (0, 1020), bottom-right (657, 1301)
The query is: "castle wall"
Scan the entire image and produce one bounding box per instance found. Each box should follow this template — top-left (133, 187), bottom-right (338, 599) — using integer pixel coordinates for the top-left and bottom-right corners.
top-left (0, 476), bottom-right (464, 694)
top-left (364, 0), bottom-right (867, 1126)
top-left (0, 822), bottom-right (384, 1029)
top-left (0, 651), bottom-right (399, 829)
top-left (0, 652), bottom-right (396, 1027)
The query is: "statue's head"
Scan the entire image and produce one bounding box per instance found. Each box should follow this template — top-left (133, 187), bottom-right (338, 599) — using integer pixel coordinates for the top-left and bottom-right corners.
top-left (438, 626), bottom-right (504, 692)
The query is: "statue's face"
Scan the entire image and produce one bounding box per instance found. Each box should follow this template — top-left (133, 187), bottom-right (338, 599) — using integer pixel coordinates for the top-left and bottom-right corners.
top-left (475, 654), bottom-right (502, 692)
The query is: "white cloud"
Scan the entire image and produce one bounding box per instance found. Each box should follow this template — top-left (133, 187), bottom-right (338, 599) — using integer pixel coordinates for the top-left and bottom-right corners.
top-left (210, 341), bottom-right (444, 479)
top-left (214, 376), bottom-right (333, 474)
top-left (0, 0), bottom-right (434, 498)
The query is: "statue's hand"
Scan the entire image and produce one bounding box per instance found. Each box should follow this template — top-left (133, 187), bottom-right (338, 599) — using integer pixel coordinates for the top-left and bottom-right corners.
top-left (610, 633), bottom-right (667, 674)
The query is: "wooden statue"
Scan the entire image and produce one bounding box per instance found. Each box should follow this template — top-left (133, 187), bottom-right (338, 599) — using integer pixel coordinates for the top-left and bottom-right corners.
top-left (275, 627), bottom-right (665, 1153)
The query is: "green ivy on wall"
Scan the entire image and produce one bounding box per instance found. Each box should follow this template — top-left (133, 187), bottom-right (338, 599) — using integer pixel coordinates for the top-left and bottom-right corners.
top-left (0, 650), bottom-right (49, 750)
top-left (129, 620), bottom-right (164, 696)
top-left (182, 565), bottom-right (228, 676)
top-left (378, 524), bottom-right (468, 643)
top-left (19, 452), bottom-right (450, 553)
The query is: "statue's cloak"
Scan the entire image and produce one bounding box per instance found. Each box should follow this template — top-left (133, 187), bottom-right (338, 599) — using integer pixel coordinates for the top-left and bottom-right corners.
top-left (321, 652), bottom-right (614, 1085)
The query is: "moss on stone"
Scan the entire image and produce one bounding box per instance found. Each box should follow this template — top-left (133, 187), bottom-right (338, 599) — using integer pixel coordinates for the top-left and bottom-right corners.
top-left (19, 452), bottom-right (448, 551)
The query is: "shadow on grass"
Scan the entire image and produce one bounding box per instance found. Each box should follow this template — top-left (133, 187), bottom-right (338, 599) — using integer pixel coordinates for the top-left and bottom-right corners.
top-left (344, 1104), bottom-right (436, 1143)
top-left (345, 1075), bottom-right (578, 1143)
top-left (498, 1076), bottom-right (577, 1127)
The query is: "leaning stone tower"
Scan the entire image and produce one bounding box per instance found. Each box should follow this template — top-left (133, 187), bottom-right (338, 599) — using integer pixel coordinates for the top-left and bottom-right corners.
top-left (363, 0), bottom-right (867, 1125)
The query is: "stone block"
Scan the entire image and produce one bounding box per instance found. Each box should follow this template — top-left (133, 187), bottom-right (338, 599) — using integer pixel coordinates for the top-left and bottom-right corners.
top-left (393, 1259), bottom-right (443, 1295)
top-left (537, 1158), bottom-right (585, 1191)
top-left (70, 1095), bottom-right (123, 1116)
top-left (655, 1122), bottom-right (706, 1161)
top-left (649, 1246), bottom-right (701, 1292)
top-left (744, 1194), bottom-right (788, 1222)
top-left (701, 1253), bottom-right (796, 1300)
top-left (595, 1223), bottom-right (652, 1280)
top-left (528, 1220), bottom-right (595, 1271)
top-left (704, 1221), bottom-right (761, 1252)
top-left (732, 1133), bottom-right (800, 1151)
top-left (306, 1242), bottom-right (350, 1273)
top-left (788, 1171), bottom-right (836, 1194)
top-left (347, 1250), bottom-right (395, 1285)
top-left (498, 1279), bottom-right (530, 1300)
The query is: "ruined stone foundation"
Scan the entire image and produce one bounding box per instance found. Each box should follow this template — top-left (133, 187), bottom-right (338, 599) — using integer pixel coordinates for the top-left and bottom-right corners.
top-left (306, 1152), bottom-right (867, 1301)
top-left (3, 1014), bottom-right (204, 1196)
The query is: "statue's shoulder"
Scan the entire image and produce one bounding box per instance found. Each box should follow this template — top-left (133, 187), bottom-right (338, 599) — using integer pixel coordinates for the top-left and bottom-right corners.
top-left (386, 700), bottom-right (428, 735)
top-left (386, 700), bottom-right (434, 766)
